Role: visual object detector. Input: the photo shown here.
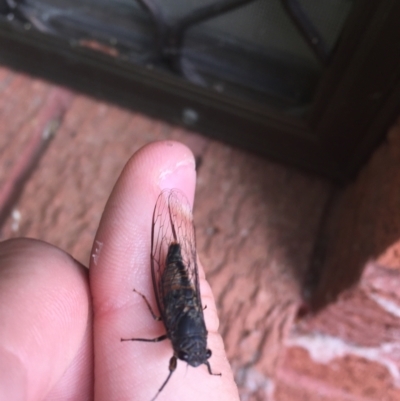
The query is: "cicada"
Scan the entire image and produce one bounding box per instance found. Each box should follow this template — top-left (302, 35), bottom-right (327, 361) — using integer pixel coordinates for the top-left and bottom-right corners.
top-left (122, 189), bottom-right (220, 400)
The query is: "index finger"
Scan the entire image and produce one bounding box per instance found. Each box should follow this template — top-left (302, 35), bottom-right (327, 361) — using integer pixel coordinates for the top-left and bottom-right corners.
top-left (89, 141), bottom-right (239, 401)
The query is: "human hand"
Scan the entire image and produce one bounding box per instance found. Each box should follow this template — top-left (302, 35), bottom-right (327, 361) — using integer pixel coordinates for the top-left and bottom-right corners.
top-left (0, 141), bottom-right (240, 401)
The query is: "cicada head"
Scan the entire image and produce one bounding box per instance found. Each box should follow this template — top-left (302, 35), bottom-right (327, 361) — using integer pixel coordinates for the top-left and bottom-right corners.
top-left (177, 340), bottom-right (212, 367)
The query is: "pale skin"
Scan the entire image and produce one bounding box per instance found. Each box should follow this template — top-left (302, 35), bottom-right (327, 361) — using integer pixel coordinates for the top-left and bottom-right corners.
top-left (0, 141), bottom-right (240, 401)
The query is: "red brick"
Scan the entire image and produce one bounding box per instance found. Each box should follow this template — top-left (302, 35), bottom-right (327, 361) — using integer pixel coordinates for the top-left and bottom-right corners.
top-left (314, 117), bottom-right (400, 306)
top-left (193, 143), bottom-right (331, 398)
top-left (276, 346), bottom-right (400, 401)
top-left (0, 92), bottom-right (209, 264)
top-left (278, 262), bottom-right (400, 400)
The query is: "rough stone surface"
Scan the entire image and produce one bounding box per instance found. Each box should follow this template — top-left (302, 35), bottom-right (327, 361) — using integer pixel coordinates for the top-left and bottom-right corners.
top-left (298, 263), bottom-right (400, 347)
top-left (277, 116), bottom-right (400, 401)
top-left (314, 116), bottom-right (400, 307)
top-left (0, 91), bottom-right (209, 265)
top-left (194, 144), bottom-right (331, 399)
top-left (0, 67), bottom-right (71, 210)
top-left (276, 262), bottom-right (400, 400)
top-left (276, 347), bottom-right (400, 401)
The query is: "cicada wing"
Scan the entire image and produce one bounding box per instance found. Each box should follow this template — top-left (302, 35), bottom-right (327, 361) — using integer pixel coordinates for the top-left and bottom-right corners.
top-left (166, 190), bottom-right (201, 304)
top-left (151, 189), bottom-right (202, 316)
top-left (150, 190), bottom-right (171, 318)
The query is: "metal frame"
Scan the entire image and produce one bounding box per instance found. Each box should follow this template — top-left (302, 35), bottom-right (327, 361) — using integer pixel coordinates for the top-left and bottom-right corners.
top-left (0, 0), bottom-right (398, 181)
top-left (134, 0), bottom-right (329, 75)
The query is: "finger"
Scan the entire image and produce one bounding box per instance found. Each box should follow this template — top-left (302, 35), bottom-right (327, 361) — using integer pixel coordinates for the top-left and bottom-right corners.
top-left (0, 238), bottom-right (92, 401)
top-left (90, 141), bottom-right (239, 401)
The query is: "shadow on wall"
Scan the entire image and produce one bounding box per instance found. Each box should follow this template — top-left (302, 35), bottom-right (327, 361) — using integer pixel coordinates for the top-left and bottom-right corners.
top-left (311, 116), bottom-right (400, 310)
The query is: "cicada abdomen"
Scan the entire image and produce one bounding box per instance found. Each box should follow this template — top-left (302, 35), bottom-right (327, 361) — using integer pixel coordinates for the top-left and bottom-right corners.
top-left (122, 189), bottom-right (220, 400)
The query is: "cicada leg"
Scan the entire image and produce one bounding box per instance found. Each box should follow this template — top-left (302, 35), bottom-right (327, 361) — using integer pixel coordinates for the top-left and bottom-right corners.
top-left (121, 288), bottom-right (167, 342)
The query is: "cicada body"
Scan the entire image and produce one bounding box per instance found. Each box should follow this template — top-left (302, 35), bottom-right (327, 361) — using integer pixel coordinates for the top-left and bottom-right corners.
top-left (122, 189), bottom-right (219, 400)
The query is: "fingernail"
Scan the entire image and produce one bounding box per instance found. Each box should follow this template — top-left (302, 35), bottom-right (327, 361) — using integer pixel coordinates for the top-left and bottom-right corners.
top-left (158, 156), bottom-right (196, 197)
